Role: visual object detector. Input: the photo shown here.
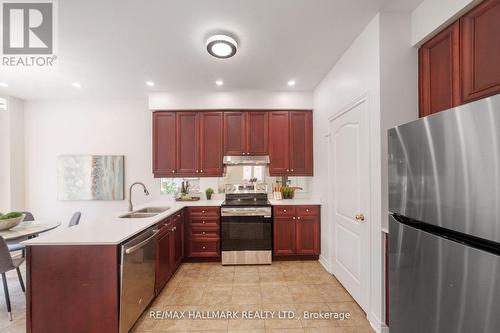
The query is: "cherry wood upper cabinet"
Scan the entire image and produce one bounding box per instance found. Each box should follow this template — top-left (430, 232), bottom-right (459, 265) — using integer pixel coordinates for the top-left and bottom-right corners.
top-left (269, 110), bottom-right (313, 176)
top-left (461, 0), bottom-right (500, 103)
top-left (223, 112), bottom-right (246, 155)
top-left (246, 112), bottom-right (269, 155)
top-left (176, 112), bottom-right (199, 175)
top-left (223, 111), bottom-right (269, 155)
top-left (269, 111), bottom-right (290, 175)
top-left (419, 21), bottom-right (461, 117)
top-left (199, 112), bottom-right (223, 176)
top-left (289, 111), bottom-right (313, 176)
top-left (153, 112), bottom-right (176, 177)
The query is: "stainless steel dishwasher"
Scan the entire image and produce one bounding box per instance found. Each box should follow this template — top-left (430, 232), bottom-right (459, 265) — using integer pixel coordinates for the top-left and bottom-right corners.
top-left (119, 226), bottom-right (159, 333)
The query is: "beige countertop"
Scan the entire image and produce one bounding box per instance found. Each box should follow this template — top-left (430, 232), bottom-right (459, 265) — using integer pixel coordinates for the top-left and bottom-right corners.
top-left (24, 197), bottom-right (321, 246)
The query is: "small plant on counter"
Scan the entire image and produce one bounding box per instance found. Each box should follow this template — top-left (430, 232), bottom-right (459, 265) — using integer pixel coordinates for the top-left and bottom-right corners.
top-left (280, 186), bottom-right (295, 199)
top-left (0, 212), bottom-right (22, 220)
top-left (205, 187), bottom-right (214, 200)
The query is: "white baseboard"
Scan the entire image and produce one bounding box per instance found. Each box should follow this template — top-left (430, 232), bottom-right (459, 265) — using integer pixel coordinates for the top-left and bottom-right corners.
top-left (318, 254), bottom-right (330, 273)
top-left (368, 312), bottom-right (389, 333)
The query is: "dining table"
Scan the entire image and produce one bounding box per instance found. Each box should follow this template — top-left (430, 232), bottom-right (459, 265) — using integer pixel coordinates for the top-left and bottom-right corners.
top-left (0, 220), bottom-right (62, 241)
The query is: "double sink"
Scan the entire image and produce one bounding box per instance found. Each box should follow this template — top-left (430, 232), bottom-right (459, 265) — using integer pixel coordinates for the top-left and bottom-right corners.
top-left (120, 206), bottom-right (170, 219)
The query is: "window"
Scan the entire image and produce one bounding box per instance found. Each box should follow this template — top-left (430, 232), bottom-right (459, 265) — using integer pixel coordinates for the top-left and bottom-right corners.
top-left (160, 178), bottom-right (200, 195)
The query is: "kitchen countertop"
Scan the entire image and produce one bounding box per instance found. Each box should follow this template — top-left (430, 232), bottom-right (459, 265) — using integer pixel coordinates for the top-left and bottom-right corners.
top-left (23, 197), bottom-right (321, 246)
top-left (23, 199), bottom-right (223, 246)
top-left (268, 198), bottom-right (321, 205)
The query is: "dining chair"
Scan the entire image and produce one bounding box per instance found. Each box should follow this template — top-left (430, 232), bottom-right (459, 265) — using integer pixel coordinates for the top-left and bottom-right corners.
top-left (0, 236), bottom-right (25, 321)
top-left (7, 211), bottom-right (36, 257)
top-left (68, 212), bottom-right (81, 227)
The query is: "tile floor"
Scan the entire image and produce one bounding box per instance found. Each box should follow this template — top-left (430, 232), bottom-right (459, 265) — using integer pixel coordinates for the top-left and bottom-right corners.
top-left (0, 260), bottom-right (375, 333)
top-left (134, 261), bottom-right (375, 333)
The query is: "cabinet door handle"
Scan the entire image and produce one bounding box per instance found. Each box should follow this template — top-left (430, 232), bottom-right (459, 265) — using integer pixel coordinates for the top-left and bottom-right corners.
top-left (292, 216), bottom-right (296, 220)
top-left (283, 209), bottom-right (287, 212)
top-left (200, 170), bottom-right (204, 173)
top-left (202, 210), bottom-right (205, 213)
top-left (202, 246), bottom-right (206, 249)
top-left (306, 209), bottom-right (309, 212)
top-left (171, 227), bottom-right (176, 231)
top-left (171, 170), bottom-right (175, 173)
top-left (286, 169), bottom-right (290, 172)
top-left (202, 221), bottom-right (206, 224)
top-left (291, 169), bottom-right (294, 172)
top-left (297, 217), bottom-right (301, 220)
top-left (202, 231), bottom-right (206, 235)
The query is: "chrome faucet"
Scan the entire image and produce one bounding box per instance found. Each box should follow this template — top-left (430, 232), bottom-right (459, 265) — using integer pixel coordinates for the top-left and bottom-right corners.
top-left (128, 182), bottom-right (150, 212)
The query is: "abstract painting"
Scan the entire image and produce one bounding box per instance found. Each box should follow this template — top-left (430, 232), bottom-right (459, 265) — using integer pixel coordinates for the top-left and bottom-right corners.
top-left (57, 155), bottom-right (124, 200)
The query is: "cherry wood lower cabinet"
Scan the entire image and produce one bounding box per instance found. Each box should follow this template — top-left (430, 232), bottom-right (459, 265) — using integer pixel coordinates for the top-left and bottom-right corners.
top-left (273, 205), bottom-right (320, 259)
top-left (185, 206), bottom-right (220, 259)
top-left (155, 210), bottom-right (184, 294)
top-left (27, 245), bottom-right (120, 333)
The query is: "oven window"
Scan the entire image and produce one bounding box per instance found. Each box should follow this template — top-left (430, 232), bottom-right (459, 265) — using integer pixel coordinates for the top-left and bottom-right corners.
top-left (221, 217), bottom-right (272, 251)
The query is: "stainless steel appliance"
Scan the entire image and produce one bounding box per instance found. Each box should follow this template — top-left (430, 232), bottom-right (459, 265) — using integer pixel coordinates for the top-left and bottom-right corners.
top-left (223, 155), bottom-right (270, 165)
top-left (221, 183), bottom-right (272, 265)
top-left (388, 94), bottom-right (500, 333)
top-left (119, 227), bottom-right (159, 333)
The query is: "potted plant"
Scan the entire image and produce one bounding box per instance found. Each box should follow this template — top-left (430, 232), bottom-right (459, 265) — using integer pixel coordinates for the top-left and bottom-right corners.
top-left (205, 187), bottom-right (214, 200)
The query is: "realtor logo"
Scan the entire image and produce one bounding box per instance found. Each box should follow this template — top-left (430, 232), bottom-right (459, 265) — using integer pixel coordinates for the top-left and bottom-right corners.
top-left (1, 1), bottom-right (57, 66)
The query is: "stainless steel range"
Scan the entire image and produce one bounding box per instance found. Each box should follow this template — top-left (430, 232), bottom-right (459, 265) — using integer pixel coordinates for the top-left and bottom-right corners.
top-left (221, 183), bottom-right (272, 265)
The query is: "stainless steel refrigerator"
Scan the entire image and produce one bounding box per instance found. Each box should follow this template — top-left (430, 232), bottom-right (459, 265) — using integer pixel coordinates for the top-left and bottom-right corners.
top-left (388, 94), bottom-right (500, 333)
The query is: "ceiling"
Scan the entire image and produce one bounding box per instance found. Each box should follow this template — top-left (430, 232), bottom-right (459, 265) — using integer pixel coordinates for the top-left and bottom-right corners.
top-left (0, 0), bottom-right (423, 100)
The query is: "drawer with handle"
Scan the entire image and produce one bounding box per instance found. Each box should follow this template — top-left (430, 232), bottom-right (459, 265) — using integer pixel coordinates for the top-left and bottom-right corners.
top-left (188, 207), bottom-right (220, 217)
top-left (274, 206), bottom-right (295, 218)
top-left (190, 217), bottom-right (219, 228)
top-left (296, 206), bottom-right (319, 217)
top-left (189, 239), bottom-right (220, 257)
top-left (190, 227), bottom-right (219, 238)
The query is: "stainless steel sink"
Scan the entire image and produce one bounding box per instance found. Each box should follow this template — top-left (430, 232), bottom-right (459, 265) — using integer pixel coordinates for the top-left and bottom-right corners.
top-left (120, 212), bottom-right (158, 219)
top-left (135, 207), bottom-right (170, 214)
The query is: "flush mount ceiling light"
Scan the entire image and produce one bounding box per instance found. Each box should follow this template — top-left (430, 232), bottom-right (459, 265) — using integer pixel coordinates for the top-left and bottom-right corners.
top-left (287, 80), bottom-right (296, 86)
top-left (206, 34), bottom-right (238, 59)
top-left (0, 82), bottom-right (8, 88)
top-left (216, 80), bottom-right (224, 86)
top-left (145, 81), bottom-right (155, 87)
top-left (71, 82), bottom-right (81, 88)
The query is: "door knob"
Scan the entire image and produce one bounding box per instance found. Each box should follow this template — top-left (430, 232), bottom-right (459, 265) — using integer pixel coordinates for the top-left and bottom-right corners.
top-left (355, 214), bottom-right (365, 222)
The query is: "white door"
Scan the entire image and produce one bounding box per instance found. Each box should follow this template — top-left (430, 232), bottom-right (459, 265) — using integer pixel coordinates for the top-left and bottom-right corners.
top-left (328, 97), bottom-right (370, 311)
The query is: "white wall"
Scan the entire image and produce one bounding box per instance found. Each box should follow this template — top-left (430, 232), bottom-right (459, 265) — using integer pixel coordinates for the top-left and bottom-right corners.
top-left (411, 0), bottom-right (480, 45)
top-left (313, 13), bottom-right (382, 328)
top-left (24, 99), bottom-right (162, 224)
top-left (24, 91), bottom-right (314, 224)
top-left (0, 96), bottom-right (25, 212)
top-left (149, 91), bottom-right (313, 110)
top-left (313, 11), bottom-right (419, 332)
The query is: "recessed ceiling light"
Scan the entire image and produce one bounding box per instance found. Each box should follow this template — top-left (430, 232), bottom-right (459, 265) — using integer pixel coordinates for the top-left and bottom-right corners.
top-left (72, 82), bottom-right (81, 88)
top-left (0, 82), bottom-right (8, 88)
top-left (216, 80), bottom-right (224, 86)
top-left (146, 81), bottom-right (155, 87)
top-left (206, 34), bottom-right (238, 59)
top-left (288, 80), bottom-right (296, 86)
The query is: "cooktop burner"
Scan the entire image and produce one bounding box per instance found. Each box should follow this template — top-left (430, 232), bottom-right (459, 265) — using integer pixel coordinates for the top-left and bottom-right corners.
top-left (222, 183), bottom-right (270, 207)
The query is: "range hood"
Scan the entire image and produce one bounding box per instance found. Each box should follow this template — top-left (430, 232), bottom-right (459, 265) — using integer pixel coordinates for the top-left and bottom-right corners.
top-left (223, 155), bottom-right (270, 165)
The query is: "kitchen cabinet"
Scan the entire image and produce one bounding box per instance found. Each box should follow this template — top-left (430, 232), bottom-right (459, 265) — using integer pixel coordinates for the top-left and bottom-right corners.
top-left (155, 211), bottom-right (184, 294)
top-left (246, 111), bottom-right (269, 155)
top-left (155, 218), bottom-right (174, 293)
top-left (461, 0), bottom-right (500, 103)
top-left (185, 207), bottom-right (220, 259)
top-left (419, 21), bottom-right (460, 117)
top-left (418, 0), bottom-right (500, 117)
top-left (269, 111), bottom-right (313, 176)
top-left (176, 112), bottom-right (200, 175)
top-left (172, 211), bottom-right (184, 268)
top-left (199, 112), bottom-right (223, 176)
top-left (223, 112), bottom-right (246, 155)
top-left (273, 205), bottom-right (320, 258)
top-left (153, 111), bottom-right (223, 177)
top-left (153, 112), bottom-right (176, 177)
top-left (223, 111), bottom-right (269, 156)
